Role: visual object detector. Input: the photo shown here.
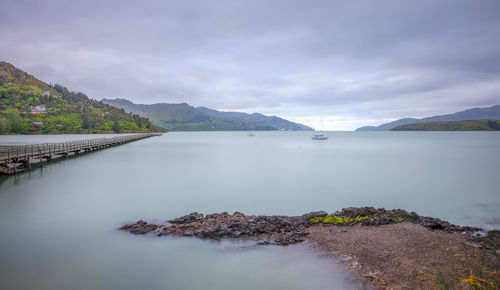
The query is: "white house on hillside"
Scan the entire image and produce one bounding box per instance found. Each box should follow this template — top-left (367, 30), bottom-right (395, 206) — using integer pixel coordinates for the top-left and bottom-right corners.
top-left (31, 105), bottom-right (47, 114)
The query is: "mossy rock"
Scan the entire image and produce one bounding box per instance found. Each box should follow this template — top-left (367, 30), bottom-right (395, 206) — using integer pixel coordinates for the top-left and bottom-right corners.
top-left (309, 215), bottom-right (409, 226)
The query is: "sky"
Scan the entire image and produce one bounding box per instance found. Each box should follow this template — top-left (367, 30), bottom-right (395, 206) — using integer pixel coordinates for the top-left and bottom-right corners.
top-left (1, 0), bottom-right (500, 130)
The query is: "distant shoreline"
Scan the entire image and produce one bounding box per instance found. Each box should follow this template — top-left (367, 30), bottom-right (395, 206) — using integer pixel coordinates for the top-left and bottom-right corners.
top-left (0, 131), bottom-right (162, 136)
top-left (391, 119), bottom-right (500, 131)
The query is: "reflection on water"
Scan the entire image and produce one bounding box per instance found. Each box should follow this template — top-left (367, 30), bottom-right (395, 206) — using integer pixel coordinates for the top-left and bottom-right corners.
top-left (0, 131), bottom-right (499, 289)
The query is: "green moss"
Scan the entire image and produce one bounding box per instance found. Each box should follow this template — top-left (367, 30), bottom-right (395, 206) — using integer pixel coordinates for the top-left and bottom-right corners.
top-left (310, 215), bottom-right (373, 225)
top-left (395, 217), bottom-right (406, 223)
top-left (310, 215), bottom-right (409, 225)
top-left (354, 216), bottom-right (370, 222)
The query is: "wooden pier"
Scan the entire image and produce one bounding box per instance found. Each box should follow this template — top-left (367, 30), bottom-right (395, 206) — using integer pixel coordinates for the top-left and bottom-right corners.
top-left (0, 133), bottom-right (161, 175)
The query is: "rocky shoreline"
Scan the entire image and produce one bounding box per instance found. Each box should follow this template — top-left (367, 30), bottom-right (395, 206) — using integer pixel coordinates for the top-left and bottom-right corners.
top-left (120, 207), bottom-right (499, 289)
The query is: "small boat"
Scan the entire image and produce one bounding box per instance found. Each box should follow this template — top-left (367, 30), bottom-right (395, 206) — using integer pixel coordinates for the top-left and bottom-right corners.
top-left (312, 134), bottom-right (328, 140)
top-left (248, 133), bottom-right (255, 137)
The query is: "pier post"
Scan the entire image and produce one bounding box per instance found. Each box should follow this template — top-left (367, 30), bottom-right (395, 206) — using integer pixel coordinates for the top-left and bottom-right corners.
top-left (39, 146), bottom-right (43, 168)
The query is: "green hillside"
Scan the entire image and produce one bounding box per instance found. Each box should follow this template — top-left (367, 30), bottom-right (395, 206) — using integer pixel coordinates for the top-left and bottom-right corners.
top-left (102, 98), bottom-right (313, 131)
top-left (356, 105), bottom-right (500, 131)
top-left (0, 62), bottom-right (157, 134)
top-left (391, 119), bottom-right (500, 131)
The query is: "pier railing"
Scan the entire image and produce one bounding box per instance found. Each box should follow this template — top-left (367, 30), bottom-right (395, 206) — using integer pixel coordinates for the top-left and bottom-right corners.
top-left (0, 133), bottom-right (161, 175)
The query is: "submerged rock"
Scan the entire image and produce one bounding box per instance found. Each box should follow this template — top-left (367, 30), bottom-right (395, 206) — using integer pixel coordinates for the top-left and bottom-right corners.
top-left (120, 220), bottom-right (158, 235)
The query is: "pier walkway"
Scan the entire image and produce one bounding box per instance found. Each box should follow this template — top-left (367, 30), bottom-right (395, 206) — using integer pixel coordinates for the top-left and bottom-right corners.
top-left (0, 133), bottom-right (161, 175)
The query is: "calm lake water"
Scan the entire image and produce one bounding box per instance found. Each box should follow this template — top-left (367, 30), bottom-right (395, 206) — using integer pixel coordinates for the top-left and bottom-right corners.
top-left (0, 131), bottom-right (499, 290)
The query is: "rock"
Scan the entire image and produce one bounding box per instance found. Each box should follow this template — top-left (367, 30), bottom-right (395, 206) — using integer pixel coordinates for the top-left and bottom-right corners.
top-left (302, 211), bottom-right (328, 221)
top-left (360, 217), bottom-right (395, 227)
top-left (122, 220), bottom-right (158, 235)
top-left (257, 240), bottom-right (272, 246)
top-left (168, 212), bottom-right (204, 224)
top-left (409, 212), bottom-right (420, 221)
top-left (420, 217), bottom-right (446, 230)
top-left (336, 207), bottom-right (377, 218)
top-left (479, 230), bottom-right (500, 251)
top-left (120, 223), bottom-right (134, 230)
top-left (274, 232), bottom-right (306, 246)
top-left (391, 209), bottom-right (412, 219)
top-left (376, 217), bottom-right (395, 226)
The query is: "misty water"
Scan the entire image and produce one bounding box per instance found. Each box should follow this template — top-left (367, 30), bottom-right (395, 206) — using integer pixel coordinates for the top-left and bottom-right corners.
top-left (0, 131), bottom-right (499, 290)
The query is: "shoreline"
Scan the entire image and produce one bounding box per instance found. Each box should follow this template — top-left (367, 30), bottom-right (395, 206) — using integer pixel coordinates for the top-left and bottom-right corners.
top-left (0, 131), bottom-right (160, 135)
top-left (120, 207), bottom-right (499, 289)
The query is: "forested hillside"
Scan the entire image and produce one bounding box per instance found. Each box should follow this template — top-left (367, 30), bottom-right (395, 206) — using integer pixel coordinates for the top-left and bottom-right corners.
top-left (356, 105), bottom-right (500, 131)
top-left (391, 119), bottom-right (500, 131)
top-left (103, 98), bottom-right (313, 131)
top-left (0, 62), bottom-right (157, 134)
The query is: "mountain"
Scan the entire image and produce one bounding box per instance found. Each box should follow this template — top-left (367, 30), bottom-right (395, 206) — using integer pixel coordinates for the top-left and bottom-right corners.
top-left (195, 106), bottom-right (313, 130)
top-left (356, 105), bottom-right (500, 131)
top-left (102, 98), bottom-right (314, 131)
top-left (391, 119), bottom-right (500, 131)
top-left (0, 61), bottom-right (157, 134)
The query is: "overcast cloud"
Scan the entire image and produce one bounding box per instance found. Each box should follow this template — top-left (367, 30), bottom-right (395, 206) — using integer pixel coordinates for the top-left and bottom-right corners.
top-left (1, 0), bottom-right (500, 130)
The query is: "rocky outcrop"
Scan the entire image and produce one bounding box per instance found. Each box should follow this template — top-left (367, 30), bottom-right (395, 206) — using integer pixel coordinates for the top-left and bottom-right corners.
top-left (119, 207), bottom-right (498, 290)
top-left (120, 212), bottom-right (310, 245)
top-left (120, 207), bottom-right (483, 245)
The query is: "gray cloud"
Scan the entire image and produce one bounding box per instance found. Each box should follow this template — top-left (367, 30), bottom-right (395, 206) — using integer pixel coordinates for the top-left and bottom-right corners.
top-left (1, 0), bottom-right (500, 129)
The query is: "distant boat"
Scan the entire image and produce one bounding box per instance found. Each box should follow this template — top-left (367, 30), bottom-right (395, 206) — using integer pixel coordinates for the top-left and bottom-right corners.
top-left (248, 133), bottom-right (255, 137)
top-left (312, 134), bottom-right (328, 140)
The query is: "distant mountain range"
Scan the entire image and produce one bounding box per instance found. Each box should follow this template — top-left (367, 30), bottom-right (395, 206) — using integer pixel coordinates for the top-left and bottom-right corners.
top-left (356, 105), bottom-right (500, 131)
top-left (102, 98), bottom-right (313, 131)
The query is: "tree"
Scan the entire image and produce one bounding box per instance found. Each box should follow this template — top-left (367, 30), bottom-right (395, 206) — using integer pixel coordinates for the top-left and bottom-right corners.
top-left (6, 111), bottom-right (23, 133)
top-left (487, 120), bottom-right (499, 130)
top-left (112, 120), bottom-right (121, 133)
top-left (0, 74), bottom-right (6, 86)
top-left (81, 114), bottom-right (90, 129)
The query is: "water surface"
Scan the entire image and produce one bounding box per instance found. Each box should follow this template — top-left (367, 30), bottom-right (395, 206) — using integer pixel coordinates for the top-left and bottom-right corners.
top-left (0, 131), bottom-right (499, 289)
